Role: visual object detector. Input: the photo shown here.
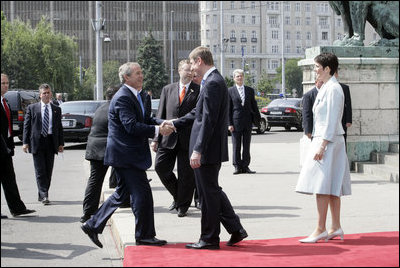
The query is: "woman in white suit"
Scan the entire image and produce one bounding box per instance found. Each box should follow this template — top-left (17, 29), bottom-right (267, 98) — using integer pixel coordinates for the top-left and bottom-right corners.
top-left (296, 53), bottom-right (351, 243)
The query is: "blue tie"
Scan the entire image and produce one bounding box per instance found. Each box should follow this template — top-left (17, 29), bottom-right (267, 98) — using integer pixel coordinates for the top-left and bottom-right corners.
top-left (137, 92), bottom-right (145, 117)
top-left (200, 80), bottom-right (205, 91)
top-left (42, 104), bottom-right (49, 137)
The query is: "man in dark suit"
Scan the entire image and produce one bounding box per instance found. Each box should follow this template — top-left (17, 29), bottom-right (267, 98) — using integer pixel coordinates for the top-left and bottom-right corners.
top-left (151, 59), bottom-right (200, 217)
top-left (302, 79), bottom-right (323, 139)
top-left (80, 62), bottom-right (173, 248)
top-left (1, 73), bottom-right (36, 218)
top-left (80, 86), bottom-right (120, 223)
top-left (335, 71), bottom-right (352, 145)
top-left (52, 93), bottom-right (63, 106)
top-left (23, 83), bottom-right (64, 205)
top-left (172, 47), bottom-right (247, 250)
top-left (228, 69), bottom-right (261, 175)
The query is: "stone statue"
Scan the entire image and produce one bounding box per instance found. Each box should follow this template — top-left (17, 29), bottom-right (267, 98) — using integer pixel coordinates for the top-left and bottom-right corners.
top-left (330, 1), bottom-right (399, 46)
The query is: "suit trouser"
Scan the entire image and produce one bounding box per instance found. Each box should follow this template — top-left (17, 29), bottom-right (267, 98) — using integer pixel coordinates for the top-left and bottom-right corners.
top-left (82, 160), bottom-right (109, 216)
top-left (0, 155), bottom-right (27, 214)
top-left (155, 144), bottom-right (196, 209)
top-left (194, 163), bottom-right (243, 244)
top-left (85, 166), bottom-right (156, 240)
top-left (32, 136), bottom-right (55, 200)
top-left (232, 126), bottom-right (252, 169)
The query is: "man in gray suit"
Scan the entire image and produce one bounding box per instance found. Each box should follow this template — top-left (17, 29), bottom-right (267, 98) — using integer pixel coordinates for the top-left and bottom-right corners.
top-left (151, 59), bottom-right (200, 217)
top-left (228, 69), bottom-right (261, 175)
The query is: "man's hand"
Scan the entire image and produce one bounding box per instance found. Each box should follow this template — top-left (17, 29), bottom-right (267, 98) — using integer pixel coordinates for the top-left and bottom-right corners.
top-left (346, 123), bottom-right (352, 128)
top-left (190, 151), bottom-right (202, 169)
top-left (159, 121), bottom-right (175, 136)
top-left (228, 125), bottom-right (234, 133)
top-left (22, 144), bottom-right (29, 153)
top-left (58, 145), bottom-right (64, 153)
top-left (150, 141), bottom-right (158, 152)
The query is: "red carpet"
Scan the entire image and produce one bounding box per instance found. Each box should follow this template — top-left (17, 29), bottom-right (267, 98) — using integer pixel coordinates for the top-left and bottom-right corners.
top-left (123, 231), bottom-right (399, 267)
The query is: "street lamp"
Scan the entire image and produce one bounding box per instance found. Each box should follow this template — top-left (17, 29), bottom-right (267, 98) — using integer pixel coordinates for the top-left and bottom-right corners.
top-left (170, 10), bottom-right (174, 83)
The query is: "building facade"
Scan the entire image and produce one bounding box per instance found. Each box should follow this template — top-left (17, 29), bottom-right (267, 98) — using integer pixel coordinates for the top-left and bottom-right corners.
top-left (1, 1), bottom-right (201, 83)
top-left (200, 1), bottom-right (379, 90)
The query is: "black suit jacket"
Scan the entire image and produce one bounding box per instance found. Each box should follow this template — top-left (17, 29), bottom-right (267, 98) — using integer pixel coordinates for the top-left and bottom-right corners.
top-left (175, 69), bottom-right (228, 165)
top-left (339, 83), bottom-right (352, 130)
top-left (156, 81), bottom-right (200, 149)
top-left (1, 98), bottom-right (14, 157)
top-left (228, 85), bottom-right (260, 131)
top-left (23, 102), bottom-right (64, 154)
top-left (302, 87), bottom-right (319, 135)
top-left (85, 101), bottom-right (110, 161)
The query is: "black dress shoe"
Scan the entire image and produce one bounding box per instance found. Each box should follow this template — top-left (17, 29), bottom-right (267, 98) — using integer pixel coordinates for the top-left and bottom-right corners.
top-left (233, 168), bottom-right (242, 175)
top-left (243, 167), bottom-right (256, 174)
top-left (186, 240), bottom-right (220, 250)
top-left (80, 214), bottom-right (91, 223)
top-left (81, 223), bottom-right (103, 248)
top-left (11, 209), bottom-right (36, 217)
top-left (1, 214), bottom-right (8, 219)
top-left (168, 201), bottom-right (176, 211)
top-left (177, 207), bottom-right (188, 217)
top-left (42, 197), bottom-right (51, 205)
top-left (227, 228), bottom-right (248, 246)
top-left (136, 237), bottom-right (167, 246)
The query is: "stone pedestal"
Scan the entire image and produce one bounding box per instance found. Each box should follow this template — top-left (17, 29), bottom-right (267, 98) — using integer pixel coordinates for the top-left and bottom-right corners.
top-left (298, 46), bottom-right (399, 168)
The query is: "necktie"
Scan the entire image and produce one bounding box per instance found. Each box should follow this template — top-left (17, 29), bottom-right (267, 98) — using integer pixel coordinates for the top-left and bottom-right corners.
top-left (200, 80), bottom-right (205, 91)
top-left (137, 92), bottom-right (145, 117)
top-left (179, 86), bottom-right (186, 104)
top-left (238, 86), bottom-right (245, 106)
top-left (2, 98), bottom-right (12, 136)
top-left (42, 104), bottom-right (49, 137)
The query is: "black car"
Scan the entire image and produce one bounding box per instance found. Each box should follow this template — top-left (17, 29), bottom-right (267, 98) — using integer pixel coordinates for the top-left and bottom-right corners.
top-left (4, 90), bottom-right (40, 140)
top-left (60, 100), bottom-right (107, 142)
top-left (252, 112), bottom-right (268, 134)
top-left (261, 98), bottom-right (303, 131)
top-left (151, 98), bottom-right (160, 118)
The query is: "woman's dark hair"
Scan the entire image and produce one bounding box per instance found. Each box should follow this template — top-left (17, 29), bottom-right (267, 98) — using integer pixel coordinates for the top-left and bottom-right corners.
top-left (314, 53), bottom-right (339, 76)
top-left (105, 85), bottom-right (120, 100)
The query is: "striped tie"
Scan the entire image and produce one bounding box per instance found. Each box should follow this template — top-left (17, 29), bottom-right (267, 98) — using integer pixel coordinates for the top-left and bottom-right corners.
top-left (179, 86), bottom-right (186, 104)
top-left (238, 86), bottom-right (245, 106)
top-left (42, 104), bottom-right (49, 137)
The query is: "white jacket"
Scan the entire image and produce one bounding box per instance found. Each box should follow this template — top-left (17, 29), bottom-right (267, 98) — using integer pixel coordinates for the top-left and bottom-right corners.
top-left (312, 76), bottom-right (345, 141)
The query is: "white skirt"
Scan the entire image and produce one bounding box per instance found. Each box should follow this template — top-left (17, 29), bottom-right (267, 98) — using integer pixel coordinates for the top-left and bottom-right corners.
top-left (295, 136), bottom-right (351, 197)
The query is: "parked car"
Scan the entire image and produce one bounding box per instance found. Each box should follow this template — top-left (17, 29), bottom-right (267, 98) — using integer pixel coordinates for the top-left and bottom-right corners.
top-left (252, 112), bottom-right (268, 134)
top-left (60, 100), bottom-right (107, 142)
top-left (261, 98), bottom-right (303, 131)
top-left (4, 90), bottom-right (40, 140)
top-left (151, 98), bottom-right (160, 118)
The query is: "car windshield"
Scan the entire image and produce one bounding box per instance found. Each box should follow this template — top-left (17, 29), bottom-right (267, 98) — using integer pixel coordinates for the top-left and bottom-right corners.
top-left (60, 102), bottom-right (103, 115)
top-left (268, 98), bottom-right (301, 108)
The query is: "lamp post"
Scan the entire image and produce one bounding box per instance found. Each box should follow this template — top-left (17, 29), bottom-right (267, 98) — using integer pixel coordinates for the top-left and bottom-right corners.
top-left (281, 1), bottom-right (285, 98)
top-left (170, 10), bottom-right (174, 83)
top-left (93, 1), bottom-right (104, 100)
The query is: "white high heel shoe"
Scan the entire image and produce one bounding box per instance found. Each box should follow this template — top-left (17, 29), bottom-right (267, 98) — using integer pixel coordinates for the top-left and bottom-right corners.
top-left (326, 228), bottom-right (344, 241)
top-left (299, 231), bottom-right (328, 243)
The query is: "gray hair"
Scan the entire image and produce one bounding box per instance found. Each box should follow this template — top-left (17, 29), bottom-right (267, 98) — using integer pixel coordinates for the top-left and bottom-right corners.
top-left (119, 62), bottom-right (140, 83)
top-left (233, 69), bottom-right (244, 77)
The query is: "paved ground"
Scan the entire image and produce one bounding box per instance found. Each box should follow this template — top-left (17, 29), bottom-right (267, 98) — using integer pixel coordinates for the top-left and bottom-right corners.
top-left (101, 135), bottom-right (399, 257)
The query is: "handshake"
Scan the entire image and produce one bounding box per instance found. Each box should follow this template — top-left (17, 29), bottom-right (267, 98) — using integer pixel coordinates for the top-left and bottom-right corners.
top-left (159, 120), bottom-right (176, 136)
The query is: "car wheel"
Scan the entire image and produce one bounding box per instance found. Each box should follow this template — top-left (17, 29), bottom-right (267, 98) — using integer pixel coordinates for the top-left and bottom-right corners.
top-left (266, 124), bottom-right (271, 131)
top-left (285, 126), bottom-right (291, 131)
top-left (296, 126), bottom-right (303, 131)
top-left (256, 119), bottom-right (267, 134)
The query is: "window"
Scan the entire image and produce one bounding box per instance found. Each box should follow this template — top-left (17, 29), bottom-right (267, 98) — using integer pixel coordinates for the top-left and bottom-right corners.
top-left (295, 17), bottom-right (301, 26)
top-left (230, 45), bottom-right (235, 53)
top-left (285, 16), bottom-right (290, 25)
top-left (241, 1), bottom-right (245, 9)
top-left (241, 45), bottom-right (247, 54)
top-left (337, 33), bottom-right (342, 40)
top-left (305, 3), bottom-right (311, 12)
top-left (285, 45), bottom-right (290, 53)
top-left (252, 16), bottom-right (256, 24)
top-left (251, 2), bottom-right (255, 9)
top-left (285, 31), bottom-right (290, 40)
top-left (213, 45), bottom-right (217, 53)
top-left (252, 46), bottom-right (256, 53)
top-left (271, 60), bottom-right (279, 69)
top-left (296, 46), bottom-right (302, 53)
top-left (322, 31), bottom-right (328, 40)
top-left (231, 1), bottom-right (235, 9)
top-left (272, 30), bottom-right (279, 39)
top-left (319, 17), bottom-right (328, 26)
top-left (269, 16), bottom-right (278, 26)
top-left (284, 2), bottom-right (290, 12)
top-left (206, 15), bottom-right (210, 24)
top-left (252, 31), bottom-right (257, 38)
top-left (295, 2), bottom-right (301, 12)
top-left (231, 60), bottom-right (235, 69)
top-left (272, 45), bottom-right (278, 54)
top-left (305, 17), bottom-right (311, 26)
top-left (337, 18), bottom-right (341, 27)
top-left (241, 16), bottom-right (246, 24)
top-left (212, 1), bottom-right (217, 9)
top-left (231, 15), bottom-right (235, 24)
top-left (251, 60), bottom-right (256, 69)
top-left (213, 15), bottom-right (217, 24)
top-left (241, 31), bottom-right (246, 38)
top-left (230, 30), bottom-right (236, 38)
top-left (306, 32), bottom-right (311, 40)
top-left (206, 29), bottom-right (210, 39)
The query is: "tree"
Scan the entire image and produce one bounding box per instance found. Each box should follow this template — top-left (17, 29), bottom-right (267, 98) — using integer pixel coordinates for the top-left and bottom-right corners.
top-left (137, 31), bottom-right (167, 98)
top-left (256, 70), bottom-right (274, 97)
top-left (73, 60), bottom-right (121, 100)
top-left (1, 16), bottom-right (77, 94)
top-left (224, 76), bottom-right (234, 88)
top-left (275, 58), bottom-right (303, 96)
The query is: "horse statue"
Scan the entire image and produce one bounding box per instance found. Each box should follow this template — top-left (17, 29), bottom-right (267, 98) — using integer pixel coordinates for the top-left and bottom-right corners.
top-left (330, 1), bottom-right (399, 46)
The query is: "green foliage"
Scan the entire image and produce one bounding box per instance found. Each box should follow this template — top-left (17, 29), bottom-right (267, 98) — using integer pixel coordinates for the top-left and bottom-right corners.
top-left (256, 70), bottom-right (274, 97)
top-left (224, 76), bottom-right (234, 88)
top-left (1, 16), bottom-right (77, 94)
top-left (275, 58), bottom-right (303, 96)
top-left (255, 96), bottom-right (271, 110)
top-left (137, 31), bottom-right (167, 98)
top-left (73, 60), bottom-right (121, 100)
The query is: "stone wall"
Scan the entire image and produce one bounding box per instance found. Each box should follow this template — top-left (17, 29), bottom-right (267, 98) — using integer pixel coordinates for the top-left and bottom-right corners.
top-left (298, 46), bottom-right (399, 168)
